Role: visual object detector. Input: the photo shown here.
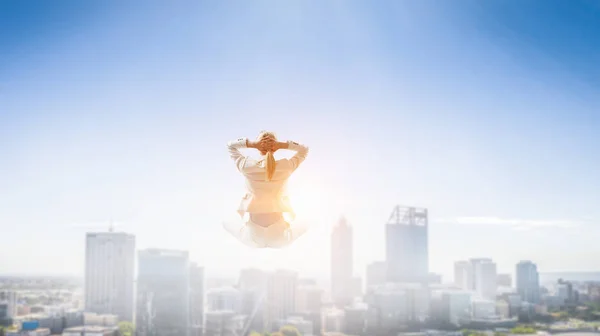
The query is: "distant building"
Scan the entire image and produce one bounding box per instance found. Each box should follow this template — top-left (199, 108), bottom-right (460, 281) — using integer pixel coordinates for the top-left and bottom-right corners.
top-left (497, 273), bottom-right (512, 288)
top-left (386, 206), bottom-right (429, 283)
top-left (454, 261), bottom-right (473, 290)
top-left (13, 313), bottom-right (66, 334)
top-left (0, 291), bottom-right (17, 321)
top-left (207, 287), bottom-right (241, 312)
top-left (190, 263), bottom-right (205, 336)
top-left (62, 325), bottom-right (118, 336)
top-left (331, 217), bottom-right (354, 306)
top-left (84, 231), bottom-right (135, 322)
top-left (83, 312), bottom-right (118, 326)
top-left (322, 308), bottom-right (344, 333)
top-left (496, 300), bottom-right (510, 318)
top-left (237, 268), bottom-right (268, 333)
top-left (6, 327), bottom-right (51, 336)
top-left (438, 290), bottom-right (472, 326)
top-left (556, 279), bottom-right (578, 305)
top-left (472, 259), bottom-right (497, 300)
top-left (366, 262), bottom-right (386, 290)
top-left (296, 285), bottom-right (323, 314)
top-left (351, 276), bottom-right (362, 298)
top-left (365, 283), bottom-right (429, 331)
top-left (204, 310), bottom-right (246, 336)
top-left (136, 248), bottom-right (190, 336)
top-left (516, 261), bottom-right (540, 304)
top-left (263, 270), bottom-right (298, 332)
top-left (275, 316), bottom-right (314, 336)
top-left (472, 298), bottom-right (496, 319)
top-left (429, 273), bottom-right (443, 285)
top-left (343, 303), bottom-right (368, 335)
top-left (455, 259), bottom-right (497, 299)
top-left (498, 293), bottom-right (522, 317)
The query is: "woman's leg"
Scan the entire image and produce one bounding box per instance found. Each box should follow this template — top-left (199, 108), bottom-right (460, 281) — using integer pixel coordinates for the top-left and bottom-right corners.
top-left (222, 221), bottom-right (262, 248)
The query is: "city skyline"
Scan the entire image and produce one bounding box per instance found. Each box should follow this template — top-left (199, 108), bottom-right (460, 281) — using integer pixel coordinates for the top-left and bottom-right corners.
top-left (0, 205), bottom-right (598, 283)
top-left (2, 0), bottom-right (600, 279)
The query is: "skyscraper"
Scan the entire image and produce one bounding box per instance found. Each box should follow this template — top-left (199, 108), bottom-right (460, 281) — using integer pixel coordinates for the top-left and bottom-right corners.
top-left (454, 259), bottom-right (497, 300)
top-left (190, 263), bottom-right (205, 336)
top-left (331, 216), bottom-right (353, 306)
top-left (516, 261), bottom-right (540, 304)
top-left (84, 231), bottom-right (135, 322)
top-left (471, 258), bottom-right (497, 300)
top-left (136, 249), bottom-right (190, 336)
top-left (385, 206), bottom-right (429, 283)
top-left (238, 268), bottom-right (268, 333)
top-left (0, 291), bottom-right (17, 320)
top-left (366, 261), bottom-right (387, 290)
top-left (454, 261), bottom-right (473, 290)
top-left (264, 269), bottom-right (298, 331)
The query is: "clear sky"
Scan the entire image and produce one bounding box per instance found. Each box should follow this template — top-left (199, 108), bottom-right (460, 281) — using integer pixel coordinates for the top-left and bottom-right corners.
top-left (1, 0), bottom-right (600, 282)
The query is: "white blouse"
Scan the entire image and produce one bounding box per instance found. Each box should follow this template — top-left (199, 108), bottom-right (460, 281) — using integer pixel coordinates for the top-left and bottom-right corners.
top-left (227, 137), bottom-right (309, 220)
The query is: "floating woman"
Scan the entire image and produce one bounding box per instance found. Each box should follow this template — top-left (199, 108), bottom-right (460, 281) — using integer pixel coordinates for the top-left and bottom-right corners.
top-left (223, 131), bottom-right (310, 248)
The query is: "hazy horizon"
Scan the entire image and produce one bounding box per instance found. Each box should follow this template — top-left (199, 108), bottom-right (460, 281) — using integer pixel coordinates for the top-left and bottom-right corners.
top-left (2, 1), bottom-right (600, 282)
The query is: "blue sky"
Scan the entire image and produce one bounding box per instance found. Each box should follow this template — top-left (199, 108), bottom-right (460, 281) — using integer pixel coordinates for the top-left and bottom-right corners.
top-left (1, 0), bottom-right (599, 282)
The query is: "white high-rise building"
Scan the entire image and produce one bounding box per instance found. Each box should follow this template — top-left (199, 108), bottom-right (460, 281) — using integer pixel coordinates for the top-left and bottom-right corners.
top-left (454, 259), bottom-right (497, 300)
top-left (385, 206), bottom-right (429, 284)
top-left (472, 259), bottom-right (497, 300)
top-left (263, 269), bottom-right (298, 331)
top-left (454, 261), bottom-right (473, 290)
top-left (84, 231), bottom-right (135, 322)
top-left (136, 249), bottom-right (191, 336)
top-left (190, 263), bottom-right (205, 336)
top-left (331, 217), bottom-right (353, 306)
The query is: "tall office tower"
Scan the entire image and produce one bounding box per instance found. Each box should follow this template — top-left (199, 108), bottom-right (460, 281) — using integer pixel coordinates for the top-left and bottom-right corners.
top-left (84, 230), bottom-right (135, 322)
top-left (238, 268), bottom-right (268, 333)
top-left (366, 262), bottom-right (387, 290)
top-left (296, 285), bottom-right (323, 314)
top-left (0, 291), bottom-right (17, 319)
top-left (190, 263), bottom-right (205, 336)
top-left (136, 249), bottom-right (191, 336)
top-left (295, 283), bottom-right (323, 336)
top-left (454, 261), bottom-right (474, 290)
top-left (331, 216), bottom-right (354, 306)
top-left (516, 261), bottom-right (540, 304)
top-left (263, 269), bottom-right (298, 331)
top-left (386, 206), bottom-right (429, 283)
top-left (472, 258), bottom-right (497, 300)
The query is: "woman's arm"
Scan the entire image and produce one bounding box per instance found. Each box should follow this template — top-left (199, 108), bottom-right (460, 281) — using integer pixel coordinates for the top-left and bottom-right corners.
top-left (227, 138), bottom-right (265, 171)
top-left (227, 138), bottom-right (251, 171)
top-left (275, 140), bottom-right (309, 169)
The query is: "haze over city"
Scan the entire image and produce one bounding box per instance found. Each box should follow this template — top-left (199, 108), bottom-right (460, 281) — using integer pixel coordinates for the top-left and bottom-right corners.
top-left (2, 0), bottom-right (600, 282)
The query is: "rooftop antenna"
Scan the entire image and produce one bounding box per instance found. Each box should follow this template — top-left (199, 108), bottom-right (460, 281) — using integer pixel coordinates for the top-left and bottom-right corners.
top-left (108, 219), bottom-right (114, 233)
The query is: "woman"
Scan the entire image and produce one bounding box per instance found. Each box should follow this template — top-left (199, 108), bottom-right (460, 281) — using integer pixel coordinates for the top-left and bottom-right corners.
top-left (224, 131), bottom-right (309, 248)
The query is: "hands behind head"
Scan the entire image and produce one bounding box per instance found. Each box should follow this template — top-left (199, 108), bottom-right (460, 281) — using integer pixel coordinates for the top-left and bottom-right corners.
top-left (259, 137), bottom-right (288, 153)
top-left (258, 137), bottom-right (277, 153)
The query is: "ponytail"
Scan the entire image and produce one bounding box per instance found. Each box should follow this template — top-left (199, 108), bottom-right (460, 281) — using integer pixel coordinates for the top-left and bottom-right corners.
top-left (265, 151), bottom-right (276, 181)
